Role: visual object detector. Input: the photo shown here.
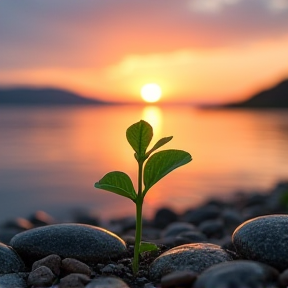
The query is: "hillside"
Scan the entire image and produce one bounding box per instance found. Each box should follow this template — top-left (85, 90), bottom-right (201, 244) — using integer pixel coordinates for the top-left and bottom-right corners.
top-left (0, 87), bottom-right (108, 105)
top-left (225, 79), bottom-right (288, 108)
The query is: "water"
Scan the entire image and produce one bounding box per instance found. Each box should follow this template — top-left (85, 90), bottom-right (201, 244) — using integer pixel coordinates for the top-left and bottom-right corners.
top-left (1, 105), bottom-right (288, 222)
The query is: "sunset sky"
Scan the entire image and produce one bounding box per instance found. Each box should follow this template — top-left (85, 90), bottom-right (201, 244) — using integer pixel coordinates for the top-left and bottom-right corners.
top-left (0, 0), bottom-right (288, 104)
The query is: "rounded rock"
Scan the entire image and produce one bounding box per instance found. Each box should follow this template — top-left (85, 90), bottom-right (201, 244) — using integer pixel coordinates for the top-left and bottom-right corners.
top-left (86, 277), bottom-right (130, 288)
top-left (10, 223), bottom-right (126, 265)
top-left (193, 260), bottom-right (279, 288)
top-left (27, 266), bottom-right (56, 287)
top-left (149, 243), bottom-right (232, 280)
top-left (0, 242), bottom-right (25, 273)
top-left (0, 273), bottom-right (28, 288)
top-left (232, 214), bottom-right (288, 271)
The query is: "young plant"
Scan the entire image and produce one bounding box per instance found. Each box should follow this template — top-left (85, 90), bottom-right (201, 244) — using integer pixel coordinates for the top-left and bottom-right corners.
top-left (94, 120), bottom-right (192, 274)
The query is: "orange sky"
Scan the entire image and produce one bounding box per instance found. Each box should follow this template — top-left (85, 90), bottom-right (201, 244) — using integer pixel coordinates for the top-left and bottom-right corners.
top-left (0, 0), bottom-right (288, 104)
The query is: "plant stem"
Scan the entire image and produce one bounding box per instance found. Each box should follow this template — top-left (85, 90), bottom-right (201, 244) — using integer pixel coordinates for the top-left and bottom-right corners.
top-left (133, 197), bottom-right (143, 274)
top-left (132, 160), bottom-right (144, 275)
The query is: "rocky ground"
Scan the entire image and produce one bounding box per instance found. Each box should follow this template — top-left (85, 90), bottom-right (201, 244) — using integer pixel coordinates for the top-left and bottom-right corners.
top-left (1, 181), bottom-right (288, 288)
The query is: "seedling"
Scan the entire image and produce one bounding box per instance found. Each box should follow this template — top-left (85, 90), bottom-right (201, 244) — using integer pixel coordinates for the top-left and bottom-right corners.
top-left (94, 120), bottom-right (192, 274)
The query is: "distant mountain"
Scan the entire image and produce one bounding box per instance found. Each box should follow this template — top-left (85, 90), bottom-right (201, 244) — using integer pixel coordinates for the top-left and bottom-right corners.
top-left (225, 79), bottom-right (288, 108)
top-left (0, 87), bottom-right (109, 105)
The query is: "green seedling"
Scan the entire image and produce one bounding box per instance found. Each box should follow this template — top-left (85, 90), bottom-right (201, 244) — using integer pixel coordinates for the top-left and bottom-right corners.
top-left (94, 120), bottom-right (192, 274)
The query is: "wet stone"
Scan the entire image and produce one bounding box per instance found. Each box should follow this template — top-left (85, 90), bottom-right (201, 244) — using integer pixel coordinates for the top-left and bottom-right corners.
top-left (85, 276), bottom-right (130, 288)
top-left (0, 273), bottom-right (28, 288)
top-left (32, 254), bottom-right (61, 276)
top-left (10, 223), bottom-right (127, 266)
top-left (0, 242), bottom-right (25, 273)
top-left (232, 214), bottom-right (288, 271)
top-left (27, 266), bottom-right (56, 287)
top-left (193, 260), bottom-right (279, 288)
top-left (149, 243), bottom-right (232, 280)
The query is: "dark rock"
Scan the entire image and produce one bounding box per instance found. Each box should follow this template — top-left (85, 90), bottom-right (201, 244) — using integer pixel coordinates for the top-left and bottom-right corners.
top-left (232, 214), bottom-right (288, 271)
top-left (61, 258), bottom-right (91, 276)
top-left (10, 223), bottom-right (126, 266)
top-left (161, 270), bottom-right (198, 288)
top-left (198, 219), bottom-right (225, 239)
top-left (278, 268), bottom-right (288, 287)
top-left (182, 205), bottom-right (221, 225)
top-left (152, 207), bottom-right (178, 229)
top-left (32, 254), bottom-right (61, 276)
top-left (193, 260), bottom-right (279, 288)
top-left (221, 209), bottom-right (243, 232)
top-left (174, 231), bottom-right (207, 246)
top-left (58, 273), bottom-right (90, 288)
top-left (1, 217), bottom-right (33, 231)
top-left (27, 266), bottom-right (56, 287)
top-left (0, 273), bottom-right (28, 288)
top-left (0, 242), bottom-right (25, 273)
top-left (149, 243), bottom-right (232, 280)
top-left (86, 276), bottom-right (130, 288)
top-left (161, 222), bottom-right (197, 238)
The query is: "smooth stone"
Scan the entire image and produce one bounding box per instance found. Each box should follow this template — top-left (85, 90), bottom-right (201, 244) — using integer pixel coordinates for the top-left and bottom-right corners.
top-left (232, 214), bottom-right (288, 270)
top-left (85, 277), bottom-right (130, 288)
top-left (58, 273), bottom-right (90, 288)
top-left (32, 254), bottom-right (62, 276)
top-left (0, 273), bottom-right (28, 288)
top-left (161, 222), bottom-right (197, 238)
top-left (27, 266), bottom-right (56, 287)
top-left (61, 258), bottom-right (91, 276)
top-left (152, 207), bottom-right (178, 229)
top-left (149, 243), bottom-right (232, 280)
top-left (198, 219), bottom-right (225, 239)
top-left (182, 204), bottom-right (221, 225)
top-left (161, 270), bottom-right (198, 288)
top-left (0, 242), bottom-right (25, 273)
top-left (193, 260), bottom-right (279, 288)
top-left (278, 268), bottom-right (288, 287)
top-left (174, 231), bottom-right (207, 246)
top-left (10, 223), bottom-right (126, 265)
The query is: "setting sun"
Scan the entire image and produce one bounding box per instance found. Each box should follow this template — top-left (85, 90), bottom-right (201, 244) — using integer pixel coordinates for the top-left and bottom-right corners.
top-left (141, 83), bottom-right (162, 103)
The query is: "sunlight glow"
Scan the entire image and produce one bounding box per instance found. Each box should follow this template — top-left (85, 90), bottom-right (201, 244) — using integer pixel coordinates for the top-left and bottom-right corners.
top-left (142, 106), bottom-right (163, 138)
top-left (141, 83), bottom-right (162, 103)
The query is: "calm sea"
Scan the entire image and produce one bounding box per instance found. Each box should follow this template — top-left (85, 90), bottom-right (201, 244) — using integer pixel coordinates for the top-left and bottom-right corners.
top-left (1, 105), bottom-right (288, 222)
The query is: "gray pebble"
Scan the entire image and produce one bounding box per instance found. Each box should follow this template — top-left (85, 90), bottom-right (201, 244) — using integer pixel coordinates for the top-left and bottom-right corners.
top-left (32, 254), bottom-right (62, 276)
top-left (149, 243), bottom-right (232, 280)
top-left (0, 273), bottom-right (28, 288)
top-left (232, 214), bottom-right (288, 270)
top-left (193, 260), bottom-right (279, 288)
top-left (59, 273), bottom-right (90, 288)
top-left (62, 258), bottom-right (92, 277)
top-left (85, 277), bottom-right (130, 288)
top-left (0, 242), bottom-right (25, 273)
top-left (10, 223), bottom-right (126, 265)
top-left (27, 266), bottom-right (56, 287)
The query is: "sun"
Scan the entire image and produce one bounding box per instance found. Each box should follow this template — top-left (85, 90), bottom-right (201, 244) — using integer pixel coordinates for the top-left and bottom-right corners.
top-left (141, 83), bottom-right (162, 103)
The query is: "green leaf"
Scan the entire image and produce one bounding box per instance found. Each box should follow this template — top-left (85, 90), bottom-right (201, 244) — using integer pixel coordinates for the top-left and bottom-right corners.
top-left (143, 149), bottom-right (192, 195)
top-left (94, 171), bottom-right (137, 201)
top-left (126, 120), bottom-right (153, 160)
top-left (145, 136), bottom-right (173, 158)
top-left (139, 241), bottom-right (159, 254)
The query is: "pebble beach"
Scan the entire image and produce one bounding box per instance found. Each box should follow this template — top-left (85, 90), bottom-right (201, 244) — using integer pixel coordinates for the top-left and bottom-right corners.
top-left (1, 181), bottom-right (288, 288)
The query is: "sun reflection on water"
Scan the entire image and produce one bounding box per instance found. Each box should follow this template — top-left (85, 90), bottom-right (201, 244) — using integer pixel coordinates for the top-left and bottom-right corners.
top-left (142, 105), bottom-right (163, 140)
